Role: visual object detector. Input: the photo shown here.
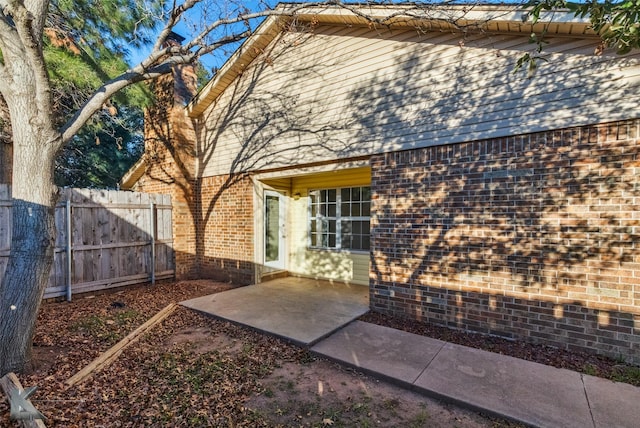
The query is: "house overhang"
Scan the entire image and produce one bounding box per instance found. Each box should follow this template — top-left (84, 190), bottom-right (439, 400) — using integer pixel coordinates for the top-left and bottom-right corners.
top-left (186, 3), bottom-right (595, 118)
top-left (119, 156), bottom-right (146, 190)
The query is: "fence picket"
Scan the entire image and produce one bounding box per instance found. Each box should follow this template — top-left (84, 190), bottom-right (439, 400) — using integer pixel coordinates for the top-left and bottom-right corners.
top-left (0, 186), bottom-right (174, 299)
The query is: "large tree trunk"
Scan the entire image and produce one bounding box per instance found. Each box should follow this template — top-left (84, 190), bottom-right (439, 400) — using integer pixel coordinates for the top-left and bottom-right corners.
top-left (0, 202), bottom-right (56, 374)
top-left (0, 100), bottom-right (60, 375)
top-left (0, 0), bottom-right (62, 374)
top-left (0, 95), bottom-right (11, 184)
top-left (0, 144), bottom-right (58, 375)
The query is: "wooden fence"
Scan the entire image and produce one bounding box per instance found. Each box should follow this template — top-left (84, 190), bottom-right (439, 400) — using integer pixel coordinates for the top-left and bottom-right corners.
top-left (0, 185), bottom-right (174, 299)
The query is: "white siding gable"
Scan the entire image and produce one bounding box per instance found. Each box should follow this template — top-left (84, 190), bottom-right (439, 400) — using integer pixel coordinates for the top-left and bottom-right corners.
top-left (196, 24), bottom-right (640, 178)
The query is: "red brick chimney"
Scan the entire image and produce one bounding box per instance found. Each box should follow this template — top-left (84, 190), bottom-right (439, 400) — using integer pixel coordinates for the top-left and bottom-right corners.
top-left (163, 32), bottom-right (198, 106)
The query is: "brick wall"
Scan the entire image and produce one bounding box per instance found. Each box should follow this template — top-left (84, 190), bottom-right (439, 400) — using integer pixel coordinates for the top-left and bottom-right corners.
top-left (136, 64), bottom-right (256, 284)
top-left (197, 174), bottom-right (255, 284)
top-left (370, 120), bottom-right (640, 363)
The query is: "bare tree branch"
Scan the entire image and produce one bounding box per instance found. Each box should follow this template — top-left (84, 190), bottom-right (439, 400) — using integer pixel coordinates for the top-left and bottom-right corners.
top-left (12, 0), bottom-right (505, 149)
top-left (61, 66), bottom-right (167, 142)
top-left (0, 67), bottom-right (7, 94)
top-left (61, 1), bottom-right (343, 144)
top-left (0, 5), bottom-right (21, 59)
top-left (152, 0), bottom-right (200, 52)
top-left (61, 26), bottom-right (250, 142)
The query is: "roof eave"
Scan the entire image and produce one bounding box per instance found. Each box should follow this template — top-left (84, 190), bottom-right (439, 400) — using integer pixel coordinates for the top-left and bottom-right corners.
top-left (119, 156), bottom-right (147, 190)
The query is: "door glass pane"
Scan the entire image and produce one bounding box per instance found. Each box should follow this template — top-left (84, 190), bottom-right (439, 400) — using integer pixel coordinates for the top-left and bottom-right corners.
top-left (265, 195), bottom-right (279, 263)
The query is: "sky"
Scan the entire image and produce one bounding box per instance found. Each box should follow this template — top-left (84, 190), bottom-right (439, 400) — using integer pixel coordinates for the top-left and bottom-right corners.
top-left (127, 0), bottom-right (275, 72)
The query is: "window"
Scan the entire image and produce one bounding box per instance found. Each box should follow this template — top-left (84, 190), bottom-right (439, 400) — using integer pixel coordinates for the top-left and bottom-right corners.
top-left (309, 186), bottom-right (370, 251)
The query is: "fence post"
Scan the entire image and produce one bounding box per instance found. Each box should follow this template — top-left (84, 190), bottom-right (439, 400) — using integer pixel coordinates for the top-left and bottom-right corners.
top-left (66, 199), bottom-right (72, 302)
top-left (149, 202), bottom-right (156, 285)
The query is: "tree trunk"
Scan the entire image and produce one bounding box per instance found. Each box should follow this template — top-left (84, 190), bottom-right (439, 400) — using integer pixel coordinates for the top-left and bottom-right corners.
top-left (0, 132), bottom-right (59, 376)
top-left (0, 0), bottom-right (69, 376)
top-left (0, 95), bottom-right (11, 184)
top-left (0, 202), bottom-right (56, 374)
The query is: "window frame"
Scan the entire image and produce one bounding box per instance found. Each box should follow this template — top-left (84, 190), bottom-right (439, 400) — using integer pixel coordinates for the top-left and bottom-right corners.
top-left (308, 186), bottom-right (371, 252)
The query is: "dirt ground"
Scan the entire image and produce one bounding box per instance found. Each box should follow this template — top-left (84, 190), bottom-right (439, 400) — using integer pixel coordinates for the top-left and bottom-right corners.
top-left (0, 280), bottom-right (518, 427)
top-left (245, 360), bottom-right (502, 428)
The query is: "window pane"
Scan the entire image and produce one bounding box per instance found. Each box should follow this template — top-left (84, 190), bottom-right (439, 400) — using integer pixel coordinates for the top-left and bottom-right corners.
top-left (309, 186), bottom-right (371, 250)
top-left (362, 235), bottom-right (370, 250)
top-left (362, 187), bottom-right (371, 201)
top-left (265, 195), bottom-right (280, 262)
top-left (362, 202), bottom-right (370, 216)
top-left (353, 187), bottom-right (361, 201)
top-left (341, 202), bottom-right (350, 216)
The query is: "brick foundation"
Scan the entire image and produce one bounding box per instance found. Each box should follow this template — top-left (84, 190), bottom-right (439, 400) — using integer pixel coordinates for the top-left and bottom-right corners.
top-left (370, 120), bottom-right (640, 363)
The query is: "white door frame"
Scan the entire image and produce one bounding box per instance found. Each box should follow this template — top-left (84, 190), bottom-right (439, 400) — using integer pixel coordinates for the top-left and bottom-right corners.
top-left (264, 190), bottom-right (286, 270)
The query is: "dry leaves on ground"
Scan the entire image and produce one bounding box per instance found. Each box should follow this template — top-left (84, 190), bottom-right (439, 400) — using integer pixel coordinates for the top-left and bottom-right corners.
top-left (1, 280), bottom-right (518, 427)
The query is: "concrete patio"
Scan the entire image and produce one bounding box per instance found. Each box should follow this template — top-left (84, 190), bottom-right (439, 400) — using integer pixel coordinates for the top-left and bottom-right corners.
top-left (180, 277), bottom-right (640, 427)
top-left (180, 276), bottom-right (369, 345)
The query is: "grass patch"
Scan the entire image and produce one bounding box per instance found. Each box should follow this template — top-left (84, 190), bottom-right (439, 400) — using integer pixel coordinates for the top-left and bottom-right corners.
top-left (611, 365), bottom-right (640, 385)
top-left (71, 314), bottom-right (106, 334)
top-left (114, 309), bottom-right (141, 326)
top-left (263, 388), bottom-right (275, 398)
top-left (582, 364), bottom-right (598, 376)
top-left (70, 309), bottom-right (142, 344)
top-left (408, 410), bottom-right (430, 427)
